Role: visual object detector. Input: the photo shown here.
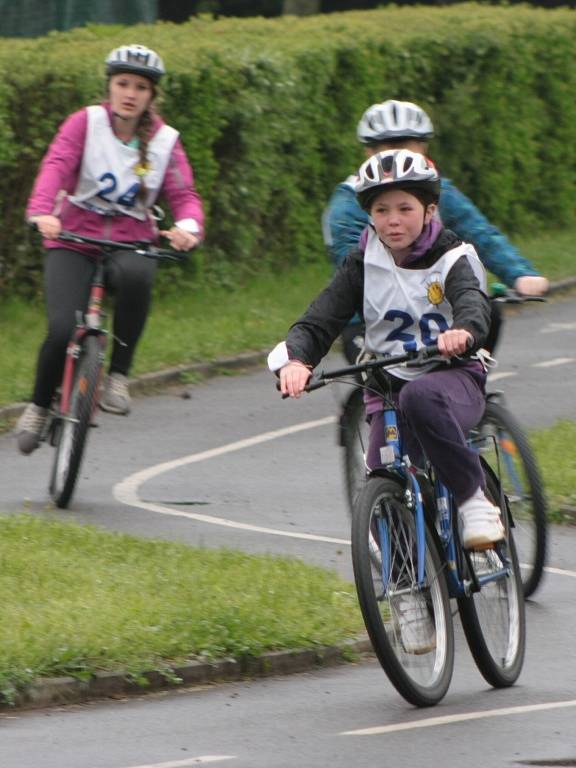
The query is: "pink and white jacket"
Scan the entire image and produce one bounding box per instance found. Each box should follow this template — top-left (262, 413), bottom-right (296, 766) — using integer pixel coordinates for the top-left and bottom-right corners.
top-left (27, 102), bottom-right (205, 252)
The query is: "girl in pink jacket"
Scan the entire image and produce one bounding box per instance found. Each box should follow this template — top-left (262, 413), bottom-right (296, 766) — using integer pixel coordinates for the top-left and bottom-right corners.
top-left (17, 44), bottom-right (205, 454)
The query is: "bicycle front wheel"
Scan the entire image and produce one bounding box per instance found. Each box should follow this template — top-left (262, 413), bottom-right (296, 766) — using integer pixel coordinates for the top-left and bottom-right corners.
top-left (476, 399), bottom-right (547, 598)
top-left (341, 387), bottom-right (369, 518)
top-left (457, 471), bottom-right (526, 688)
top-left (351, 476), bottom-right (454, 707)
top-left (50, 335), bottom-right (103, 509)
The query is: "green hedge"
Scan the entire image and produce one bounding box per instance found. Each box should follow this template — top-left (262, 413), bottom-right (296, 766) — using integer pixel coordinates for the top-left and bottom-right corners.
top-left (0, 5), bottom-right (575, 295)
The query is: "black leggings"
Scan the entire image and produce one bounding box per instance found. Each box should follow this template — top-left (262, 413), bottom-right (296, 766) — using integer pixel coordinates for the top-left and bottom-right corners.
top-left (32, 248), bottom-right (157, 408)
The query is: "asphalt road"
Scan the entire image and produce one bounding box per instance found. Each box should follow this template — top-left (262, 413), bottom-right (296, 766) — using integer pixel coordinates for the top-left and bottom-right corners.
top-left (1, 292), bottom-right (575, 767)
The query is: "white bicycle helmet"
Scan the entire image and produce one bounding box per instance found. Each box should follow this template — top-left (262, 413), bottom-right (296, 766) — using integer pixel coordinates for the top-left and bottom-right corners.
top-left (356, 149), bottom-right (440, 210)
top-left (357, 100), bottom-right (434, 144)
top-left (105, 44), bottom-right (165, 83)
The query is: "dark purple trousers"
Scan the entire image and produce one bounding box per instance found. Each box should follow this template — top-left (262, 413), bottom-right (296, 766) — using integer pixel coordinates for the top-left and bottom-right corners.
top-left (366, 367), bottom-right (486, 505)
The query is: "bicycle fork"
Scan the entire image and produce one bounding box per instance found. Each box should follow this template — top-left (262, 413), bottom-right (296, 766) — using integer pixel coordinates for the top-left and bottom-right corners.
top-left (377, 408), bottom-right (428, 594)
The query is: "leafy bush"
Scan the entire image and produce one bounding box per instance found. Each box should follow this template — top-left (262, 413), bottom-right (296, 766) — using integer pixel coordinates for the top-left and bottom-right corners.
top-left (0, 5), bottom-right (574, 296)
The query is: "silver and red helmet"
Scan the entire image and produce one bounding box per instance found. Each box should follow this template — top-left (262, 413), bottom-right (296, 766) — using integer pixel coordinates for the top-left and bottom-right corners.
top-left (105, 44), bottom-right (165, 83)
top-left (356, 149), bottom-right (440, 210)
top-left (357, 100), bottom-right (434, 145)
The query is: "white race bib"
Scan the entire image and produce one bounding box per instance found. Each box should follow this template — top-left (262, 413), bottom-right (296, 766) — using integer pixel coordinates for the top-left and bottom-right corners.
top-left (363, 230), bottom-right (485, 379)
top-left (69, 105), bottom-right (178, 220)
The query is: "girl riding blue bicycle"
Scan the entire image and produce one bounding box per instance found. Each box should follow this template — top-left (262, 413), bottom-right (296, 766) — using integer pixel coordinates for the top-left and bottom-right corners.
top-left (269, 149), bottom-right (504, 553)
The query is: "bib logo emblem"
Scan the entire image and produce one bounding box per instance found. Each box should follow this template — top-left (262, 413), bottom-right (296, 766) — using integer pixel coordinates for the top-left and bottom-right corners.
top-left (426, 280), bottom-right (444, 306)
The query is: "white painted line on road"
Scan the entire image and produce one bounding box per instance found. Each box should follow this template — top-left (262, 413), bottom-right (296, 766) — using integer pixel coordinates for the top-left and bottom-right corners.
top-left (541, 322), bottom-right (576, 333)
top-left (489, 357), bottom-right (576, 381)
top-left (114, 417), bottom-right (576, 578)
top-left (114, 416), bottom-right (350, 545)
top-left (341, 699), bottom-right (576, 736)
top-left (124, 757), bottom-right (236, 767)
top-left (113, 494), bottom-right (350, 544)
top-left (533, 357), bottom-right (575, 368)
top-left (543, 565), bottom-right (576, 579)
top-left (487, 372), bottom-right (517, 383)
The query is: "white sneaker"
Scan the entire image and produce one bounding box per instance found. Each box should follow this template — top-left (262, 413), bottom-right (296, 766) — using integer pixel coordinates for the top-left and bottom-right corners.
top-left (459, 495), bottom-right (505, 550)
top-left (392, 593), bottom-right (436, 655)
top-left (100, 373), bottom-right (131, 415)
top-left (15, 404), bottom-right (48, 455)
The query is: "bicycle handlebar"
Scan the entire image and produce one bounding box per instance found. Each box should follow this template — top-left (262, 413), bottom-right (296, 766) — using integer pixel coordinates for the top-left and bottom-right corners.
top-left (277, 345), bottom-right (443, 398)
top-left (57, 230), bottom-right (184, 261)
top-left (277, 286), bottom-right (546, 400)
top-left (309, 344), bottom-right (442, 388)
top-left (490, 284), bottom-right (546, 305)
top-left (30, 224), bottom-right (186, 262)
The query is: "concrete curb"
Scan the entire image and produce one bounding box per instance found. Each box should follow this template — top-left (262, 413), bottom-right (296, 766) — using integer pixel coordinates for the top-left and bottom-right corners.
top-left (3, 636), bottom-right (373, 711)
top-left (0, 349), bottom-right (268, 422)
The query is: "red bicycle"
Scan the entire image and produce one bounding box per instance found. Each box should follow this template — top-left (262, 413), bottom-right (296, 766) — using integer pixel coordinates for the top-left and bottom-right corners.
top-left (42, 231), bottom-right (184, 508)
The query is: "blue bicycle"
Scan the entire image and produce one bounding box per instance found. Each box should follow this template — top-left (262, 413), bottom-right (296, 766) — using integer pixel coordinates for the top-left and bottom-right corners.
top-left (340, 288), bottom-right (547, 598)
top-left (308, 346), bottom-right (526, 707)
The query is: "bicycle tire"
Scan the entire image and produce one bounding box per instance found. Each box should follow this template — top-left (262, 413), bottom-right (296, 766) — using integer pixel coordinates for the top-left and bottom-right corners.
top-left (457, 469), bottom-right (526, 688)
top-left (49, 335), bottom-right (103, 509)
top-left (351, 476), bottom-right (454, 707)
top-left (475, 399), bottom-right (547, 598)
top-left (341, 387), bottom-right (369, 518)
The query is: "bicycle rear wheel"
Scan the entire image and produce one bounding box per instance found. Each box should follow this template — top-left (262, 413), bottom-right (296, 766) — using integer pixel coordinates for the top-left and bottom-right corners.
top-left (351, 476), bottom-right (454, 707)
top-left (457, 470), bottom-right (526, 688)
top-left (475, 399), bottom-right (547, 598)
top-left (50, 335), bottom-right (103, 509)
top-left (341, 387), bottom-right (369, 518)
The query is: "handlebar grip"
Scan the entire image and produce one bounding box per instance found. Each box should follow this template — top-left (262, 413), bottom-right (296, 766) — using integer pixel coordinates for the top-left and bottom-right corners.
top-left (275, 373), bottom-right (326, 399)
top-left (490, 284), bottom-right (547, 304)
top-left (275, 381), bottom-right (291, 400)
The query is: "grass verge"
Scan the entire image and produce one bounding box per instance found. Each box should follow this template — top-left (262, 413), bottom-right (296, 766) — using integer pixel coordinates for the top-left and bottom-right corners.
top-left (0, 514), bottom-right (363, 706)
top-left (530, 420), bottom-right (576, 522)
top-left (0, 260), bottom-right (332, 407)
top-left (1, 225), bottom-right (575, 408)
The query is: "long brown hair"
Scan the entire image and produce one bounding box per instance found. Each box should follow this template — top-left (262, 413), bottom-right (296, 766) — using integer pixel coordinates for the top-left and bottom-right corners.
top-left (135, 105), bottom-right (155, 203)
top-left (105, 76), bottom-right (157, 204)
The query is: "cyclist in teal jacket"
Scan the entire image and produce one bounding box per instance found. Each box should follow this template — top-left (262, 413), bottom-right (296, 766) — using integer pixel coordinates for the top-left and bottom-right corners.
top-left (324, 100), bottom-right (549, 362)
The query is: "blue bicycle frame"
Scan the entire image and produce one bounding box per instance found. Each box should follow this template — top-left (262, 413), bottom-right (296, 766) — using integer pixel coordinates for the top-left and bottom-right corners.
top-left (302, 343), bottom-right (515, 600)
top-left (373, 401), bottom-right (513, 600)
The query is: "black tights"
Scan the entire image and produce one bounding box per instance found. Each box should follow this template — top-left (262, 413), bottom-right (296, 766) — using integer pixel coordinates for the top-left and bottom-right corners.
top-left (32, 248), bottom-right (156, 408)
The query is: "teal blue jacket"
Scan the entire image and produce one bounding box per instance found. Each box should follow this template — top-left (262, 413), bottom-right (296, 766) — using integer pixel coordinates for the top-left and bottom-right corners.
top-left (323, 176), bottom-right (539, 287)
